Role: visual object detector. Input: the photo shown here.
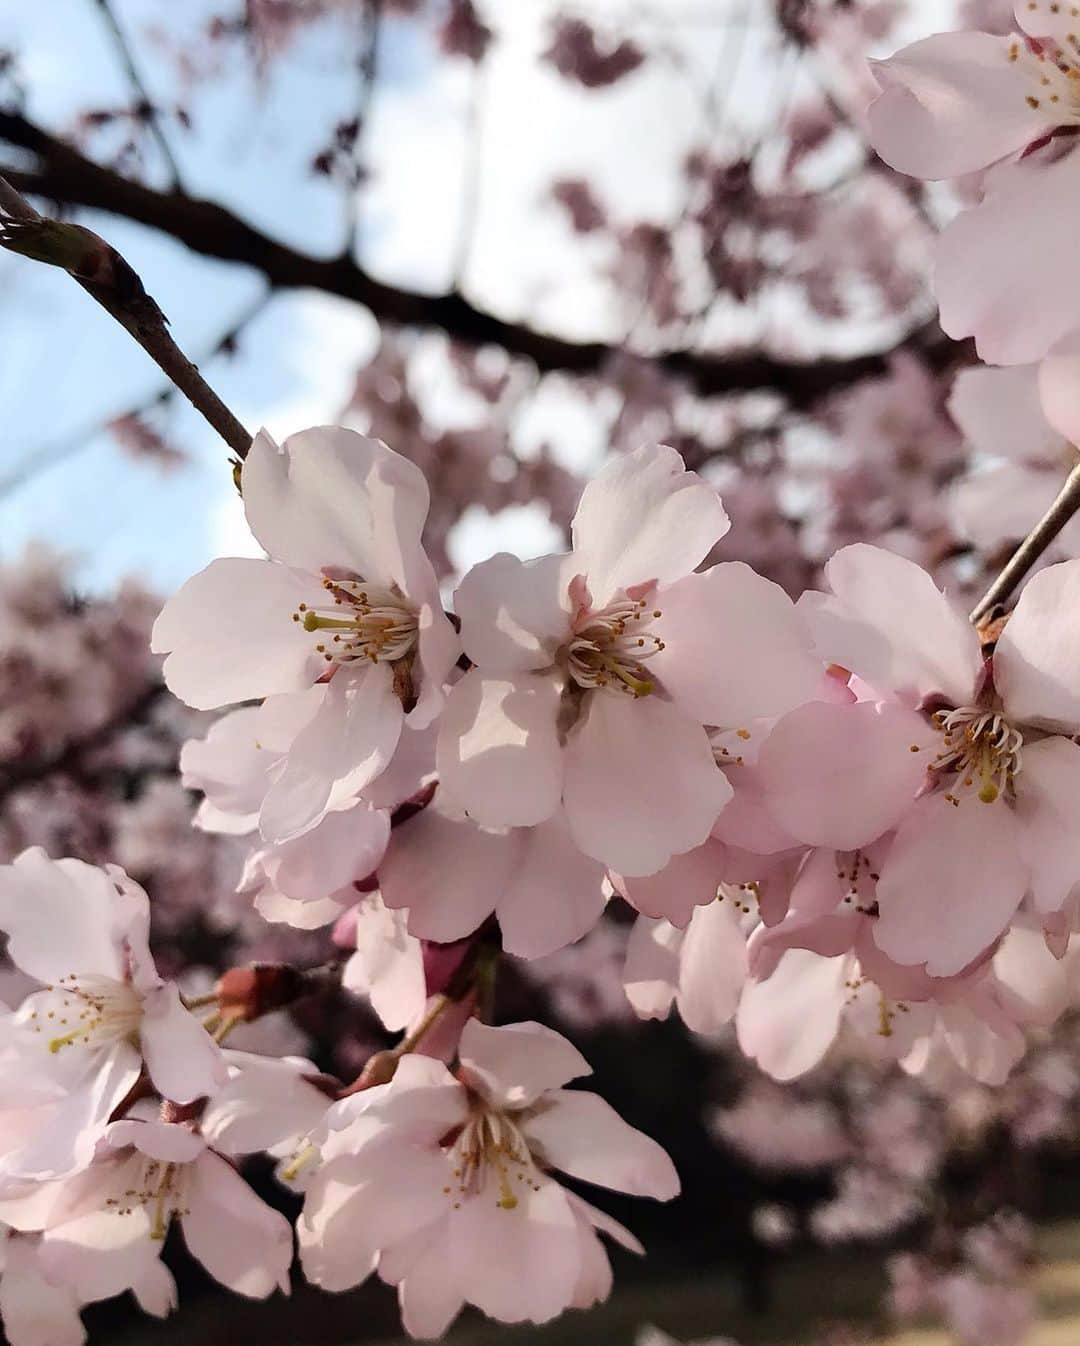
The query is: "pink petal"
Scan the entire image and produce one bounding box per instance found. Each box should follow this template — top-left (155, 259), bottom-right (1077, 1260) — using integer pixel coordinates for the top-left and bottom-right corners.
top-left (948, 362), bottom-right (1065, 465)
top-left (259, 663), bottom-right (402, 843)
top-left (611, 837), bottom-right (729, 925)
top-left (458, 1020), bottom-right (591, 1109)
top-left (736, 949), bottom-right (847, 1081)
top-left (151, 558), bottom-right (320, 709)
top-left (436, 669), bottom-right (563, 829)
top-left (242, 427), bottom-right (432, 595)
top-left (867, 32), bottom-right (1057, 180)
top-left (995, 558), bottom-right (1080, 732)
top-left (672, 898), bottom-right (747, 1034)
top-left (449, 1175), bottom-right (581, 1326)
top-left (937, 150), bottom-right (1080, 365)
top-left (1015, 0), bottom-right (1080, 41)
top-left (1038, 332), bottom-right (1080, 445)
top-left (409, 604), bottom-right (462, 730)
top-left (497, 812), bottom-right (607, 959)
top-left (0, 850), bottom-right (132, 985)
top-left (180, 707), bottom-right (271, 835)
top-left (570, 443), bottom-right (729, 607)
top-left (393, 1225), bottom-right (466, 1338)
top-left (650, 563), bottom-right (822, 727)
top-left (521, 1090), bottom-right (679, 1199)
top-left (803, 544), bottom-right (981, 705)
top-left (756, 700), bottom-right (930, 850)
top-left (139, 984), bottom-right (227, 1106)
top-left (874, 797), bottom-right (1027, 976)
top-left (342, 896), bottom-right (426, 1033)
top-left (952, 462), bottom-right (1066, 553)
top-left (563, 694), bottom-right (732, 877)
top-left (623, 917), bottom-right (682, 1021)
top-left (0, 1239), bottom-right (86, 1346)
top-left (269, 802), bottom-right (390, 902)
top-left (1013, 736), bottom-right (1080, 913)
top-left (182, 1152), bottom-right (293, 1298)
top-left (106, 1118), bottom-right (206, 1164)
top-left (379, 806), bottom-right (516, 944)
top-left (455, 552), bottom-right (571, 673)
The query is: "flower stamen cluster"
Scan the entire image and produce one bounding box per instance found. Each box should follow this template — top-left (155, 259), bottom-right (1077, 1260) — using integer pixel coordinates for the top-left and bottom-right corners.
top-left (932, 707), bottom-right (1024, 806)
top-left (292, 577), bottom-right (419, 666)
top-left (565, 596), bottom-right (665, 697)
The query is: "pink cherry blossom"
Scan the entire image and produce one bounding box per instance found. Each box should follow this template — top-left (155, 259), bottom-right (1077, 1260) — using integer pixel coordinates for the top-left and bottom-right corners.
top-left (0, 850), bottom-right (225, 1182)
top-left (767, 546), bottom-right (1080, 975)
top-left (152, 427), bottom-right (459, 842)
top-left (0, 1108), bottom-right (293, 1305)
top-left (438, 443), bottom-right (821, 877)
top-left (299, 1020), bottom-right (678, 1336)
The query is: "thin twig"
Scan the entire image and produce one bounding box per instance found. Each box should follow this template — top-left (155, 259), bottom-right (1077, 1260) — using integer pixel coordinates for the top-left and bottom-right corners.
top-left (92, 0), bottom-right (184, 188)
top-left (0, 173), bottom-right (252, 459)
top-left (970, 459), bottom-right (1080, 625)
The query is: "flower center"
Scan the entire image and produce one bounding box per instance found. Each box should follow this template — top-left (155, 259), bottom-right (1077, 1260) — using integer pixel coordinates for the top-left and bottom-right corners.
top-left (1009, 34), bottom-right (1080, 117)
top-left (292, 578), bottom-right (419, 666)
top-left (22, 974), bottom-right (142, 1055)
top-left (565, 596), bottom-right (664, 698)
top-left (931, 707), bottom-right (1024, 805)
top-left (104, 1155), bottom-right (190, 1240)
top-left (444, 1109), bottom-right (541, 1212)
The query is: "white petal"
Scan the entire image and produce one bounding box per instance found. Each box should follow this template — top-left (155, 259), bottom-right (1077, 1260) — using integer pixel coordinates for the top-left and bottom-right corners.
top-left (182, 1152), bottom-right (293, 1298)
top-left (242, 427), bottom-right (433, 594)
top-left (436, 669), bottom-right (564, 829)
top-left (139, 984), bottom-right (226, 1106)
top-left (151, 558), bottom-right (321, 709)
top-left (522, 1090), bottom-right (680, 1199)
top-left (459, 1021), bottom-right (591, 1109)
top-left (651, 563), bottom-right (822, 727)
top-left (563, 694), bottom-right (732, 877)
top-left (571, 444), bottom-right (729, 607)
top-left (455, 551), bottom-right (571, 673)
top-left (995, 558), bottom-right (1080, 732)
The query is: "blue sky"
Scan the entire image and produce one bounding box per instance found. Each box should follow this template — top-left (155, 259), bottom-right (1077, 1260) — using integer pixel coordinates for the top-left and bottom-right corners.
top-left (0, 0), bottom-right (952, 597)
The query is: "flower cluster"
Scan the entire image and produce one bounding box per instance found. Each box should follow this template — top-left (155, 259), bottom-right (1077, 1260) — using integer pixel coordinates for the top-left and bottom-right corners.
top-left (95, 414), bottom-right (1080, 1339)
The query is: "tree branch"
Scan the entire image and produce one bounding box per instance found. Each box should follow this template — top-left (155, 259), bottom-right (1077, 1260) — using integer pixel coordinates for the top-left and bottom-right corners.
top-left (970, 460), bottom-right (1080, 626)
top-left (0, 170), bottom-right (252, 458)
top-left (92, 0), bottom-right (184, 188)
top-left (0, 110), bottom-right (968, 409)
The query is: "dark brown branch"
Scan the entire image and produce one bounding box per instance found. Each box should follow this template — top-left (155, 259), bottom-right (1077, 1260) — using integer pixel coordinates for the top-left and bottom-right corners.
top-left (0, 170), bottom-right (252, 458)
top-left (0, 111), bottom-right (968, 409)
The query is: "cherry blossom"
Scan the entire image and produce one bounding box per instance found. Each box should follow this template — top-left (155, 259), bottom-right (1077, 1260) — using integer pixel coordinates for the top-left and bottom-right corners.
top-left (0, 849), bottom-right (225, 1182)
top-left (152, 427), bottom-right (459, 842)
top-left (0, 1107), bottom-right (292, 1306)
top-left (762, 545), bottom-right (1080, 975)
top-left (298, 1020), bottom-right (679, 1336)
top-left (438, 443), bottom-right (822, 877)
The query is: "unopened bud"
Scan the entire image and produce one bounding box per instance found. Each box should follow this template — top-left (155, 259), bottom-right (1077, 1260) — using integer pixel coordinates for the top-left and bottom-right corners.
top-left (216, 963), bottom-right (309, 1021)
